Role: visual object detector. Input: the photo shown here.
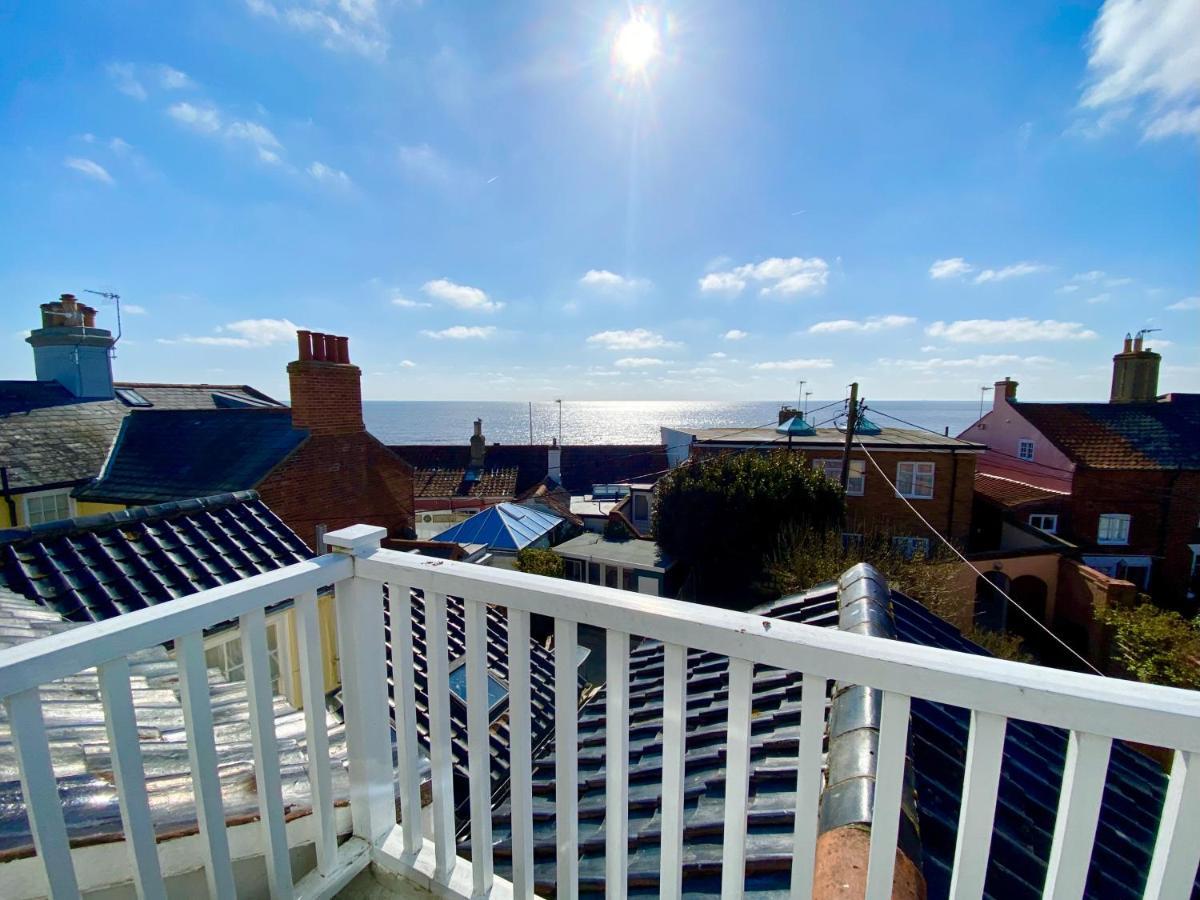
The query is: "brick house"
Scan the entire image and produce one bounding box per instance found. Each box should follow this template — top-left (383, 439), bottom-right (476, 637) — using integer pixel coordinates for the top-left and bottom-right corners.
top-left (960, 335), bottom-right (1200, 607)
top-left (662, 418), bottom-right (982, 550)
top-left (77, 330), bottom-right (414, 550)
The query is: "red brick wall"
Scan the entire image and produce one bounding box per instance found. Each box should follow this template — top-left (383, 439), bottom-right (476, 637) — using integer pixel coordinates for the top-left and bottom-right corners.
top-left (690, 446), bottom-right (977, 546)
top-left (257, 433), bottom-right (414, 552)
top-left (286, 360), bottom-right (364, 436)
top-left (1065, 469), bottom-right (1200, 604)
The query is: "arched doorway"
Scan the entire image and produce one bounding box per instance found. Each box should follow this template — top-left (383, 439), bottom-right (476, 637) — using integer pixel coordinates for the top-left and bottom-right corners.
top-left (974, 571), bottom-right (1010, 632)
top-left (1008, 574), bottom-right (1049, 655)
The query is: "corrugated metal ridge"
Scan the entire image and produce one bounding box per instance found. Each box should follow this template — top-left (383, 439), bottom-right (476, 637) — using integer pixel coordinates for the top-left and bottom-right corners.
top-left (0, 490), bottom-right (267, 546)
top-left (818, 562), bottom-right (923, 868)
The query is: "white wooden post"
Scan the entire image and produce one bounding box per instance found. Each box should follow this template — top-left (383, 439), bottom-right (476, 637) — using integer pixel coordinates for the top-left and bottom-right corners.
top-left (295, 591), bottom-right (337, 875)
top-left (555, 618), bottom-right (580, 900)
top-left (326, 524), bottom-right (396, 845)
top-left (660, 642), bottom-right (687, 900)
top-left (865, 691), bottom-right (912, 900)
top-left (387, 583), bottom-right (424, 860)
top-left (1043, 730), bottom-right (1112, 900)
top-left (949, 711), bottom-right (1007, 900)
top-left (1144, 749), bottom-right (1200, 899)
top-left (790, 673), bottom-right (826, 897)
top-left (465, 597), bottom-right (495, 896)
top-left (720, 657), bottom-right (753, 898)
top-left (509, 608), bottom-right (536, 899)
top-left (605, 630), bottom-right (631, 900)
top-left (425, 591), bottom-right (458, 881)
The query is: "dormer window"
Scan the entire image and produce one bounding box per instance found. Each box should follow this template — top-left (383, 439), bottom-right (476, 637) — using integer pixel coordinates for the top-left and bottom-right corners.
top-left (1018, 439), bottom-right (1035, 461)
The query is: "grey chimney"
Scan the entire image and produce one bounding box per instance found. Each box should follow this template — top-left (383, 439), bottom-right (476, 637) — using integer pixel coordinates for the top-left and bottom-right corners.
top-left (26, 294), bottom-right (115, 398)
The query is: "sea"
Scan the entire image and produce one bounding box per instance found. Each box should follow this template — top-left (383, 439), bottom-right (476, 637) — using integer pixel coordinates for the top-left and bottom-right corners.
top-left (362, 400), bottom-right (983, 445)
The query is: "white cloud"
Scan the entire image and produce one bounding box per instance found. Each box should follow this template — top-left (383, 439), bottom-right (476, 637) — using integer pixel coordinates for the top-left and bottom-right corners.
top-left (107, 62), bottom-right (146, 100)
top-left (178, 318), bottom-right (302, 348)
top-left (421, 325), bottom-right (496, 340)
top-left (64, 157), bottom-right (114, 184)
top-left (752, 358), bottom-right (835, 371)
top-left (586, 328), bottom-right (679, 351)
top-left (973, 261), bottom-right (1050, 284)
top-left (422, 278), bottom-right (502, 313)
top-left (1167, 296), bottom-right (1200, 311)
top-left (308, 161), bottom-right (352, 186)
top-left (1080, 0), bottom-right (1200, 140)
top-left (929, 257), bottom-right (973, 279)
top-left (926, 318), bottom-right (1098, 343)
top-left (399, 359), bottom-right (417, 367)
top-left (579, 269), bottom-right (650, 292)
top-left (245, 0), bottom-right (390, 60)
top-left (1056, 284), bottom-right (1081, 294)
top-left (1085, 293), bottom-right (1111, 305)
top-left (614, 357), bottom-right (668, 368)
top-left (398, 143), bottom-right (462, 184)
top-left (226, 120), bottom-right (281, 149)
top-left (159, 65), bottom-right (193, 90)
top-left (108, 137), bottom-right (134, 156)
top-left (123, 304), bottom-right (148, 315)
top-left (710, 351), bottom-right (728, 359)
top-left (880, 354), bottom-right (1057, 372)
top-left (699, 256), bottom-right (829, 297)
top-left (391, 295), bottom-right (432, 309)
top-left (808, 315), bottom-right (916, 334)
top-left (168, 102), bottom-right (222, 134)
top-left (723, 329), bottom-right (749, 341)
top-left (1061, 270), bottom-right (1133, 292)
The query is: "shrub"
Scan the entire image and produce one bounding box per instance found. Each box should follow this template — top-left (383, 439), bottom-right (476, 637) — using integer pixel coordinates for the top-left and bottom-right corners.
top-left (1097, 600), bottom-right (1200, 690)
top-left (515, 548), bottom-right (565, 579)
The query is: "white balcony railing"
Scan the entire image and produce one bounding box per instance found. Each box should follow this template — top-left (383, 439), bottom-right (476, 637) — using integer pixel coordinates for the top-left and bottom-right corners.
top-left (2, 523), bottom-right (1200, 899)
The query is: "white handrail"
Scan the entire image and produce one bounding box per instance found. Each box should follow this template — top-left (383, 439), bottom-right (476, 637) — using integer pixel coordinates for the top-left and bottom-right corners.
top-left (0, 553), bottom-right (353, 700)
top-left (356, 547), bottom-right (1200, 751)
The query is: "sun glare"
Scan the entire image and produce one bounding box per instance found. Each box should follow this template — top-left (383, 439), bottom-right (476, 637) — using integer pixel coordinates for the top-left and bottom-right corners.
top-left (613, 13), bottom-right (662, 77)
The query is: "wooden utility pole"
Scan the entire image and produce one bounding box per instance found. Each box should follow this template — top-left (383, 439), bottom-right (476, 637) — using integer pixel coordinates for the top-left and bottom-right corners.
top-left (840, 382), bottom-right (858, 490)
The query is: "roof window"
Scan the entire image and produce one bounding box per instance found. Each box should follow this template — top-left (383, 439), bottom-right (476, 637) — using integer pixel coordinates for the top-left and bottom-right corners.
top-left (114, 387), bottom-right (152, 407)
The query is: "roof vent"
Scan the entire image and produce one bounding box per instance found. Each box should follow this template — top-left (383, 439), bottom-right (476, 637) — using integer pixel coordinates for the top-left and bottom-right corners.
top-left (776, 415), bottom-right (816, 436)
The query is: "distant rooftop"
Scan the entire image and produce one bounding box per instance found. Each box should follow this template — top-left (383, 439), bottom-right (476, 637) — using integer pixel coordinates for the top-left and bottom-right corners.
top-left (553, 532), bottom-right (673, 572)
top-left (678, 425), bottom-right (984, 451)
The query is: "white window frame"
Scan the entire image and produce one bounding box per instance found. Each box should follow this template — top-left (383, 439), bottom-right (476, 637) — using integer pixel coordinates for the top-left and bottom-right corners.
top-left (895, 462), bottom-right (935, 500)
top-left (1097, 513), bottom-right (1131, 546)
top-left (813, 458), bottom-right (866, 496)
top-left (1028, 513), bottom-right (1058, 534)
top-left (1017, 439), bottom-right (1036, 461)
top-left (203, 615), bottom-right (291, 700)
top-left (22, 489), bottom-right (75, 526)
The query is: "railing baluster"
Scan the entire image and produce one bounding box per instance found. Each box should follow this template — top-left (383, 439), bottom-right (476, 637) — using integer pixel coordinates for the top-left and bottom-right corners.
top-left (949, 711), bottom-right (1008, 900)
top-left (1043, 730), bottom-right (1112, 900)
top-left (508, 607), bottom-right (535, 899)
top-left (606, 630), bottom-right (631, 900)
top-left (660, 641), bottom-right (687, 900)
top-left (790, 672), bottom-right (826, 898)
top-left (176, 631), bottom-right (236, 899)
top-left (295, 591), bottom-right (336, 875)
top-left (555, 618), bottom-right (580, 900)
top-left (720, 657), bottom-right (753, 898)
top-left (1144, 749), bottom-right (1200, 900)
top-left (4, 688), bottom-right (80, 898)
top-left (98, 656), bottom-right (166, 899)
top-left (388, 584), bottom-right (424, 859)
top-left (426, 591), bottom-right (457, 881)
top-left (240, 607), bottom-right (294, 900)
top-left (865, 690), bottom-right (912, 900)
top-left (466, 597), bottom-right (495, 896)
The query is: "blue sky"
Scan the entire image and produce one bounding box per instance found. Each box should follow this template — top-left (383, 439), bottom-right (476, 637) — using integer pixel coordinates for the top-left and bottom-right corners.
top-left (1, 0), bottom-right (1196, 402)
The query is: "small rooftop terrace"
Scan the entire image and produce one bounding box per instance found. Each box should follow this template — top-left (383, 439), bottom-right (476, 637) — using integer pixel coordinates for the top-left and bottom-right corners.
top-left (2, 524), bottom-right (1199, 899)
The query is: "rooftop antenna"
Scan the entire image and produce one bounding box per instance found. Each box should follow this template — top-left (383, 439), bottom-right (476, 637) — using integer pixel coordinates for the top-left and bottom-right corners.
top-left (83, 289), bottom-right (122, 355)
top-left (1136, 328), bottom-right (1162, 342)
top-left (979, 385), bottom-right (993, 420)
top-left (796, 379), bottom-right (806, 409)
top-left (555, 398), bottom-right (563, 445)
top-left (804, 390), bottom-right (813, 416)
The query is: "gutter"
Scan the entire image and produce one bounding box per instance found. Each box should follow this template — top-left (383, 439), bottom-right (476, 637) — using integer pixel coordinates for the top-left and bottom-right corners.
top-left (814, 564), bottom-right (926, 900)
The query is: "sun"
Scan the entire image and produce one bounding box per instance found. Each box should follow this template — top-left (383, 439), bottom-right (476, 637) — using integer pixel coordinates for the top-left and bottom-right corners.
top-left (612, 13), bottom-right (662, 77)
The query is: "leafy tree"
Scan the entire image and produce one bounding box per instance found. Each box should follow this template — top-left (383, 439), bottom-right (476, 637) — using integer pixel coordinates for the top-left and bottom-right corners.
top-left (515, 548), bottom-right (565, 579)
top-left (1097, 600), bottom-right (1200, 690)
top-left (653, 450), bottom-right (844, 601)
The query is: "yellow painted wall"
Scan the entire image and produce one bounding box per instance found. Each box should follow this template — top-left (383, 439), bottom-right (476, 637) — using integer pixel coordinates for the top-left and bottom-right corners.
top-left (283, 590), bottom-right (342, 711)
top-left (0, 495), bottom-right (124, 528)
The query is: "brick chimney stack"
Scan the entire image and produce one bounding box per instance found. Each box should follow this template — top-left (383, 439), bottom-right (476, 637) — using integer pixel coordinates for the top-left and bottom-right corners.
top-left (1110, 332), bottom-right (1161, 404)
top-left (469, 418), bottom-right (486, 468)
top-left (992, 377), bottom-right (1017, 412)
top-left (287, 330), bottom-right (364, 435)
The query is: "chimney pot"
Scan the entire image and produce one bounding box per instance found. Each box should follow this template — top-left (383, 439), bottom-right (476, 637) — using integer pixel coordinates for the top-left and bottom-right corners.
top-left (1133, 334), bottom-right (1143, 352)
top-left (286, 333), bottom-right (364, 434)
top-left (1123, 333), bottom-right (1133, 353)
top-left (334, 335), bottom-right (350, 364)
top-left (297, 330), bottom-right (313, 361)
top-left (82, 306), bottom-right (96, 327)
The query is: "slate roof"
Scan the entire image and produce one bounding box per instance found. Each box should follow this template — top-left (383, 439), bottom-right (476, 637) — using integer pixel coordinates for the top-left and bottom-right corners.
top-left (432, 503), bottom-right (565, 552)
top-left (392, 445), bottom-right (670, 496)
top-left (485, 572), bottom-right (1192, 899)
top-left (1013, 394), bottom-right (1200, 470)
top-left (75, 409), bottom-right (308, 505)
top-left (0, 492), bottom-right (313, 623)
top-left (0, 381), bottom-right (284, 492)
top-left (974, 473), bottom-right (1069, 509)
top-left (0, 588), bottom-right (349, 859)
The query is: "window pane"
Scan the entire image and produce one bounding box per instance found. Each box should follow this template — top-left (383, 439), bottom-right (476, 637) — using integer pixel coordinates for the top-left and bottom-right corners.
top-left (896, 464), bottom-right (913, 495)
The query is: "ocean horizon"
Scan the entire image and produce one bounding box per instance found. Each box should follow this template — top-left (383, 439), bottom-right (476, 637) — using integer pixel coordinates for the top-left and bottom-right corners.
top-left (362, 399), bottom-right (984, 445)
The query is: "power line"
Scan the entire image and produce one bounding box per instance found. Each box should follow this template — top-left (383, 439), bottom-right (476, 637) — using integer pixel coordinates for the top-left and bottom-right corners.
top-left (854, 439), bottom-right (1104, 676)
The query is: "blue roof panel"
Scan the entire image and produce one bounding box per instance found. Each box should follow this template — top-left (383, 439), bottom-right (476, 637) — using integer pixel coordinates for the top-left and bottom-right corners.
top-left (431, 502), bottom-right (563, 551)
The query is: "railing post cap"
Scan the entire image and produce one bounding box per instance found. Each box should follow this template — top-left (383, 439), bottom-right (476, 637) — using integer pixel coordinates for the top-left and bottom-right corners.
top-left (324, 524), bottom-right (387, 553)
